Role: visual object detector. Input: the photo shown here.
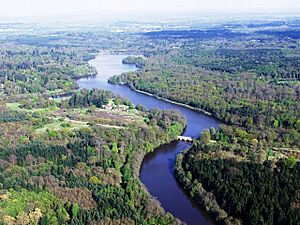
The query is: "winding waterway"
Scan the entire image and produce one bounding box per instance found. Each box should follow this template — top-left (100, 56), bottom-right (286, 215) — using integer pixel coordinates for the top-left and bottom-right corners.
top-left (77, 54), bottom-right (220, 225)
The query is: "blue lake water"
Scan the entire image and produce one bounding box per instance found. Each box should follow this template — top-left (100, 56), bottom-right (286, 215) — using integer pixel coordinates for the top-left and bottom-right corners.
top-left (78, 54), bottom-right (220, 225)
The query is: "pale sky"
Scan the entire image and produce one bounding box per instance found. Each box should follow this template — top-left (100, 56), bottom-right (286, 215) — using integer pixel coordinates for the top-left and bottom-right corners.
top-left (0, 0), bottom-right (299, 17)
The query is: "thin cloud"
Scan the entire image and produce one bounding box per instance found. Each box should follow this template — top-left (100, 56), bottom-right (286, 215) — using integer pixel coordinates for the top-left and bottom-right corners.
top-left (0, 0), bottom-right (299, 17)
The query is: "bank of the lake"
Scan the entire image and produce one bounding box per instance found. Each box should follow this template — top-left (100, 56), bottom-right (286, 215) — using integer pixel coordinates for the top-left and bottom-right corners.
top-left (130, 87), bottom-right (212, 116)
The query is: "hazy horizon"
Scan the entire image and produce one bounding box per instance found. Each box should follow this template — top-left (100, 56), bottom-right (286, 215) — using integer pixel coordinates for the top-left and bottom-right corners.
top-left (0, 0), bottom-right (300, 18)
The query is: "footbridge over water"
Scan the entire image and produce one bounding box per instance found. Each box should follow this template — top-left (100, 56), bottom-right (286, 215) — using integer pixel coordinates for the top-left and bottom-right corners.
top-left (177, 136), bottom-right (194, 142)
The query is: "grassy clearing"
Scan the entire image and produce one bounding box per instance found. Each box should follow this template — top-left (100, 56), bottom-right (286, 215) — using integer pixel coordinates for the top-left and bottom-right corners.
top-left (71, 108), bottom-right (90, 115)
top-left (31, 107), bottom-right (60, 114)
top-left (7, 102), bottom-right (59, 116)
top-left (6, 103), bottom-right (22, 111)
top-left (35, 118), bottom-right (89, 134)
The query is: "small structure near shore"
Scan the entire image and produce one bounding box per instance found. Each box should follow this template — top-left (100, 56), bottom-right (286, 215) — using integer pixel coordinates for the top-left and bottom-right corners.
top-left (177, 136), bottom-right (194, 142)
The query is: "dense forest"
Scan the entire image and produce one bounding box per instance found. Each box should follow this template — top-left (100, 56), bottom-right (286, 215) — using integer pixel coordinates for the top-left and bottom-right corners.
top-left (0, 44), bottom-right (96, 96)
top-left (0, 88), bottom-right (186, 225)
top-left (175, 133), bottom-right (300, 225)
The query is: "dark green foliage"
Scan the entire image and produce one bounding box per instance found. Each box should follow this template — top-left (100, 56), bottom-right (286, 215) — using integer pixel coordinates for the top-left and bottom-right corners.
top-left (122, 56), bottom-right (146, 68)
top-left (200, 129), bottom-right (211, 144)
top-left (68, 89), bottom-right (113, 108)
top-left (177, 145), bottom-right (300, 225)
top-left (0, 109), bottom-right (27, 122)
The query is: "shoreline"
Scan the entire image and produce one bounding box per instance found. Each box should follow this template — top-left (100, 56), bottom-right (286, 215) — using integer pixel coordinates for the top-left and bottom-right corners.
top-left (175, 151), bottom-right (241, 225)
top-left (130, 86), bottom-right (213, 116)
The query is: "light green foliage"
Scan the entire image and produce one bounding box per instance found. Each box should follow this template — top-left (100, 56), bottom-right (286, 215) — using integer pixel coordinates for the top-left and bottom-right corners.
top-left (209, 127), bottom-right (216, 137)
top-left (266, 147), bottom-right (272, 161)
top-left (89, 176), bottom-right (101, 184)
top-left (200, 129), bottom-right (211, 144)
top-left (71, 203), bottom-right (79, 219)
top-left (284, 156), bottom-right (297, 167)
top-left (111, 142), bottom-right (119, 154)
top-left (0, 189), bottom-right (66, 222)
top-left (167, 122), bottom-right (183, 139)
